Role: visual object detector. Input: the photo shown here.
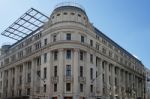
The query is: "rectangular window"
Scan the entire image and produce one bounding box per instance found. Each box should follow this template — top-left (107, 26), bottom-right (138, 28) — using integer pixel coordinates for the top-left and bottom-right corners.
top-left (27, 73), bottom-right (31, 83)
top-left (19, 89), bottom-right (22, 96)
top-left (80, 66), bottom-right (83, 77)
top-left (103, 74), bottom-right (105, 83)
top-left (66, 50), bottom-right (71, 59)
top-left (90, 40), bottom-right (93, 46)
top-left (54, 51), bottom-right (58, 60)
top-left (81, 36), bottom-right (84, 43)
top-left (90, 68), bottom-right (93, 80)
top-left (66, 65), bottom-right (71, 76)
top-left (66, 33), bottom-right (71, 40)
top-left (37, 57), bottom-right (41, 66)
top-left (35, 41), bottom-right (41, 49)
top-left (80, 84), bottom-right (83, 92)
top-left (37, 70), bottom-right (41, 77)
top-left (66, 83), bottom-right (71, 91)
top-left (102, 47), bottom-right (106, 54)
top-left (54, 66), bottom-right (57, 77)
top-left (44, 84), bottom-right (46, 92)
top-left (44, 67), bottom-right (47, 79)
top-left (19, 75), bottom-right (22, 85)
top-left (53, 35), bottom-right (57, 42)
top-left (27, 88), bottom-right (30, 95)
top-left (90, 54), bottom-right (93, 63)
top-left (44, 53), bottom-right (47, 63)
top-left (44, 38), bottom-right (47, 45)
top-left (90, 85), bottom-right (93, 92)
top-left (54, 84), bottom-right (57, 92)
top-left (27, 62), bottom-right (31, 70)
top-left (96, 43), bottom-right (99, 50)
top-left (80, 51), bottom-right (84, 61)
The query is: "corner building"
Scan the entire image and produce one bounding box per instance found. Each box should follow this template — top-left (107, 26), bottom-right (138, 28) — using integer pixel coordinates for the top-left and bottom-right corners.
top-left (0, 3), bottom-right (145, 99)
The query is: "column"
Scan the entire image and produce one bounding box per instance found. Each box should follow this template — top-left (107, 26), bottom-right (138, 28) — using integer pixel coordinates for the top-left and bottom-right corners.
top-left (22, 62), bottom-right (26, 95)
top-left (96, 59), bottom-right (103, 96)
top-left (112, 65), bottom-right (115, 99)
top-left (14, 66), bottom-right (18, 96)
top-left (58, 49), bottom-right (64, 99)
top-left (47, 51), bottom-right (52, 99)
top-left (73, 48), bottom-right (79, 99)
top-left (104, 61), bottom-right (109, 99)
top-left (7, 69), bottom-right (11, 97)
top-left (31, 60), bottom-right (36, 99)
top-left (118, 68), bottom-right (121, 99)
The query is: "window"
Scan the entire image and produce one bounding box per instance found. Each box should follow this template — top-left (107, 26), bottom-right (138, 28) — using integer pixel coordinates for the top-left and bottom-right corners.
top-left (25, 46), bottom-right (32, 54)
top-left (115, 78), bottom-right (117, 86)
top-left (66, 50), bottom-right (71, 59)
top-left (66, 83), bottom-right (71, 91)
top-left (66, 33), bottom-right (71, 40)
top-left (18, 51), bottom-right (23, 58)
top-left (27, 73), bottom-right (31, 83)
top-left (109, 64), bottom-right (112, 72)
top-left (57, 13), bottom-right (60, 16)
top-left (78, 14), bottom-right (81, 17)
top-left (80, 51), bottom-right (84, 61)
top-left (64, 12), bottom-right (68, 15)
top-left (96, 43), bottom-right (99, 50)
top-left (81, 36), bottom-right (84, 43)
top-left (80, 66), bottom-right (83, 77)
top-left (19, 89), bottom-right (22, 96)
top-left (66, 65), bottom-right (71, 76)
top-left (109, 51), bottom-right (112, 57)
top-left (102, 47), bottom-right (106, 54)
top-left (27, 88), bottom-right (30, 95)
top-left (103, 74), bottom-right (105, 83)
top-left (80, 84), bottom-right (83, 92)
top-left (44, 53), bottom-right (47, 63)
top-left (90, 40), bottom-right (93, 46)
top-left (19, 75), bottom-right (22, 85)
top-left (54, 66), bottom-right (57, 77)
top-left (90, 54), bottom-right (93, 63)
top-left (54, 51), bottom-right (58, 60)
top-left (44, 84), bottom-right (46, 92)
top-left (44, 38), bottom-right (47, 45)
top-left (37, 57), bottom-right (41, 66)
top-left (27, 62), bottom-right (31, 70)
top-left (12, 90), bottom-right (14, 96)
top-left (90, 68), bottom-right (93, 80)
top-left (53, 35), bottom-right (57, 42)
top-left (90, 85), bottom-right (93, 92)
top-left (35, 41), bottom-right (41, 49)
top-left (37, 70), bottom-right (41, 77)
top-left (71, 12), bottom-right (75, 15)
top-left (54, 84), bottom-right (57, 92)
top-left (44, 68), bottom-right (47, 79)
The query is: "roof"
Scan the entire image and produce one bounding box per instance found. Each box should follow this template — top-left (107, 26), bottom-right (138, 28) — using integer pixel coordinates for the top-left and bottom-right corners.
top-left (1, 8), bottom-right (49, 41)
top-left (94, 27), bottom-right (143, 65)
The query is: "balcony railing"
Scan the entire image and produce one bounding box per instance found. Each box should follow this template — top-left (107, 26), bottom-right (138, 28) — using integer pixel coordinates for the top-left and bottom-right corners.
top-left (51, 76), bottom-right (59, 83)
top-left (78, 76), bottom-right (86, 83)
top-left (64, 76), bottom-right (73, 82)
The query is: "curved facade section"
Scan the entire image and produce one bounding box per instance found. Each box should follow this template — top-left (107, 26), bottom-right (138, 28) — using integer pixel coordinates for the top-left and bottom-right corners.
top-left (0, 3), bottom-right (145, 99)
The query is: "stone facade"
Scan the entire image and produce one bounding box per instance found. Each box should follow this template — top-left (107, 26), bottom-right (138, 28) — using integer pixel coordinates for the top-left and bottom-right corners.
top-left (0, 3), bottom-right (145, 99)
top-left (145, 68), bottom-right (150, 99)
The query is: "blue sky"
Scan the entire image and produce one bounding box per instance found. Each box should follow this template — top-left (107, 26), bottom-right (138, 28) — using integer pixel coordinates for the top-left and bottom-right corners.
top-left (0, 0), bottom-right (150, 68)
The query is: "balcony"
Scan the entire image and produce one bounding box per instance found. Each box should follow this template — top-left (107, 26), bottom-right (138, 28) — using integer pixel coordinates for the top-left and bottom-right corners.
top-left (64, 76), bottom-right (73, 82)
top-left (78, 76), bottom-right (86, 83)
top-left (51, 76), bottom-right (59, 83)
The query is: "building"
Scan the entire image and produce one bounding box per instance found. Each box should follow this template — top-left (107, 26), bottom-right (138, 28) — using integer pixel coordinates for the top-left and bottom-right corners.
top-left (145, 68), bottom-right (150, 99)
top-left (0, 2), bottom-right (145, 99)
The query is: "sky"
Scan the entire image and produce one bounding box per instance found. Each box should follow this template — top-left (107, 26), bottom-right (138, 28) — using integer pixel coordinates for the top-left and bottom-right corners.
top-left (0, 0), bottom-right (150, 68)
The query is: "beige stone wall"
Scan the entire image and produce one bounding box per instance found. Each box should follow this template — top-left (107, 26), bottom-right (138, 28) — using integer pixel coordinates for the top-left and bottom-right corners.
top-left (0, 5), bottom-right (145, 99)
